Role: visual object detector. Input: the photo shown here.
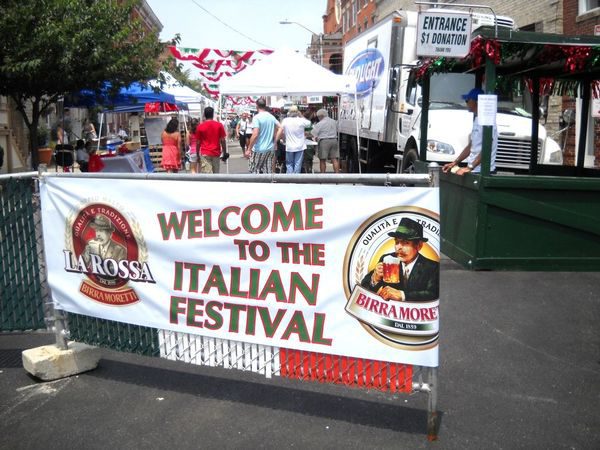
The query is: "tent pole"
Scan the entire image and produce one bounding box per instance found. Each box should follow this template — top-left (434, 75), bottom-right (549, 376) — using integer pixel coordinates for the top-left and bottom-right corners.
top-left (97, 113), bottom-right (104, 153)
top-left (354, 89), bottom-right (361, 174)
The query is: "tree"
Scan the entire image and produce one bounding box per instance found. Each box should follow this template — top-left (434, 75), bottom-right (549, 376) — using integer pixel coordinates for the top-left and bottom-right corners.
top-left (0, 0), bottom-right (164, 168)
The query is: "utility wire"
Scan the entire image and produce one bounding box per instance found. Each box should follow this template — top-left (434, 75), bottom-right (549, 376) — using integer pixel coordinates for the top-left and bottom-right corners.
top-left (190, 0), bottom-right (271, 48)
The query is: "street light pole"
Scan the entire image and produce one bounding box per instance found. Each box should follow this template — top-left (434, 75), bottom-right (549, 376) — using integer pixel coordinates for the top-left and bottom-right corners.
top-left (279, 20), bottom-right (323, 66)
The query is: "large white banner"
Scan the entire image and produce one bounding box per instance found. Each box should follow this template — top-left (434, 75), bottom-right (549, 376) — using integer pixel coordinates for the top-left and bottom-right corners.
top-left (41, 178), bottom-right (440, 367)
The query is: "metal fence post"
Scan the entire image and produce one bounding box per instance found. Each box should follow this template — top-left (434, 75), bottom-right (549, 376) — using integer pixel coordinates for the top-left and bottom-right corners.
top-left (36, 166), bottom-right (69, 350)
top-left (428, 162), bottom-right (440, 187)
top-left (427, 366), bottom-right (439, 441)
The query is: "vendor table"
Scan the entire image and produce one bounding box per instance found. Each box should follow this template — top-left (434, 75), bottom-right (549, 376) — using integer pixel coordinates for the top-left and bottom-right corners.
top-left (100, 151), bottom-right (147, 173)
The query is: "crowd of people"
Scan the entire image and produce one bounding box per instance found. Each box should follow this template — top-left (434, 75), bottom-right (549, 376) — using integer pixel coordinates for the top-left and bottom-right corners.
top-left (162, 98), bottom-right (341, 175)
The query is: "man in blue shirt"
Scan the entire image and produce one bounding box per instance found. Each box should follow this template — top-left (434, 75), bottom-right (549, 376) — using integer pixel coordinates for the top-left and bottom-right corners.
top-left (246, 98), bottom-right (281, 174)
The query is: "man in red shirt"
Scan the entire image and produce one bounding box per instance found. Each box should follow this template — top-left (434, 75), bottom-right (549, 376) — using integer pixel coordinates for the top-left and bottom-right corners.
top-left (195, 107), bottom-right (227, 173)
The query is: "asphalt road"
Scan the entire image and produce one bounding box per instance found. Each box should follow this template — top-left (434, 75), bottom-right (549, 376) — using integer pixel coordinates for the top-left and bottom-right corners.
top-left (1, 260), bottom-right (599, 449)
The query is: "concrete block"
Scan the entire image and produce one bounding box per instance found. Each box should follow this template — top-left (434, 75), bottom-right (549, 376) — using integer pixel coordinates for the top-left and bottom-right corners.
top-left (22, 342), bottom-right (101, 381)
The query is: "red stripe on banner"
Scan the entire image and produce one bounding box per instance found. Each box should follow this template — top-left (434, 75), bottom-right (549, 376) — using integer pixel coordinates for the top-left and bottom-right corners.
top-left (389, 363), bottom-right (397, 393)
top-left (317, 352), bottom-right (325, 382)
top-left (339, 357), bottom-right (347, 384)
top-left (356, 359), bottom-right (364, 387)
top-left (378, 363), bottom-right (388, 392)
top-left (291, 350), bottom-right (299, 378)
top-left (325, 355), bottom-right (334, 383)
top-left (286, 349), bottom-right (295, 378)
top-left (302, 352), bottom-right (310, 380)
top-left (332, 356), bottom-right (341, 384)
top-left (371, 360), bottom-right (381, 389)
top-left (309, 352), bottom-right (317, 381)
top-left (365, 360), bottom-right (373, 388)
top-left (346, 357), bottom-right (356, 386)
top-left (277, 348), bottom-right (414, 393)
top-left (279, 348), bottom-right (287, 377)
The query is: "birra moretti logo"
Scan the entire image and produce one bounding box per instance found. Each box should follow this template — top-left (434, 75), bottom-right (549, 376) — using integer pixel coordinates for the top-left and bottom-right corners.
top-left (346, 48), bottom-right (385, 98)
top-left (63, 203), bottom-right (155, 306)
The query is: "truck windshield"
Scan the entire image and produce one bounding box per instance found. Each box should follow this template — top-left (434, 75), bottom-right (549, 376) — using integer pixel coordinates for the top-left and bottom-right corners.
top-left (425, 73), bottom-right (534, 117)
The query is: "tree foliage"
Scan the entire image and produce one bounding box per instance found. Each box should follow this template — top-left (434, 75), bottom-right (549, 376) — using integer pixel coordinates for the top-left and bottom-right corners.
top-left (0, 0), bottom-right (164, 168)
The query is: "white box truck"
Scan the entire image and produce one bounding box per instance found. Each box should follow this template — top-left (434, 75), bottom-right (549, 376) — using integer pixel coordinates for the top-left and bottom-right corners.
top-left (338, 10), bottom-right (562, 173)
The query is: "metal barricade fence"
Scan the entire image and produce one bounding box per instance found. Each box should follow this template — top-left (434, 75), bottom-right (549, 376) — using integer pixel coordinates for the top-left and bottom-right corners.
top-left (5, 168), bottom-right (440, 439)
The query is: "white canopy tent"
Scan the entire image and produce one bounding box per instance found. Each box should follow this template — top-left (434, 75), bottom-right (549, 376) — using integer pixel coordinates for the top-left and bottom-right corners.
top-left (218, 49), bottom-right (360, 172)
top-left (219, 48), bottom-right (356, 96)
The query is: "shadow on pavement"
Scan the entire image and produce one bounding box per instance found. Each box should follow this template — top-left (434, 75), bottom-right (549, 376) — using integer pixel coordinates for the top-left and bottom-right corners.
top-left (87, 357), bottom-right (434, 435)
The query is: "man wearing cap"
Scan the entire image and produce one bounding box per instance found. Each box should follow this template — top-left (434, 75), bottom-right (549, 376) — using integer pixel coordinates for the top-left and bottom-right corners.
top-left (442, 87), bottom-right (498, 175)
top-left (310, 108), bottom-right (340, 173)
top-left (82, 214), bottom-right (127, 265)
top-left (360, 217), bottom-right (439, 302)
top-left (276, 105), bottom-right (312, 174)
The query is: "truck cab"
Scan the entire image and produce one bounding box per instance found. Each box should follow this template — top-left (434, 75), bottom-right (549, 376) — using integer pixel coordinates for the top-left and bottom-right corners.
top-left (396, 71), bottom-right (563, 173)
top-left (338, 8), bottom-right (562, 174)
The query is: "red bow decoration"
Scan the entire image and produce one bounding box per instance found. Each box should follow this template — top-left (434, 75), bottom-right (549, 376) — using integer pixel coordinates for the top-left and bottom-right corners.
top-left (563, 46), bottom-right (591, 73)
top-left (470, 37), bottom-right (501, 67)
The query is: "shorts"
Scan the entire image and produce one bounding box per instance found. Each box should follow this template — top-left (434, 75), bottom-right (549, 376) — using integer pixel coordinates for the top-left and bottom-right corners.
top-left (248, 150), bottom-right (274, 174)
top-left (317, 139), bottom-right (339, 160)
top-left (189, 152), bottom-right (198, 163)
top-left (200, 155), bottom-right (221, 174)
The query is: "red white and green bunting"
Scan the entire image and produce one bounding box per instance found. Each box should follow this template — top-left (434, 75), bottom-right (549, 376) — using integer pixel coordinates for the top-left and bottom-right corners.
top-left (168, 46), bottom-right (274, 100)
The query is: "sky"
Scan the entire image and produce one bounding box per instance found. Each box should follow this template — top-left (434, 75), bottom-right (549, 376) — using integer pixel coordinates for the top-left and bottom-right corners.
top-left (146, 0), bottom-right (327, 53)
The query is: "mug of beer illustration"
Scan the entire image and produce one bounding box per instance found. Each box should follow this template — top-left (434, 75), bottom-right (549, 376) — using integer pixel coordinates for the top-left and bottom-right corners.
top-left (382, 255), bottom-right (401, 283)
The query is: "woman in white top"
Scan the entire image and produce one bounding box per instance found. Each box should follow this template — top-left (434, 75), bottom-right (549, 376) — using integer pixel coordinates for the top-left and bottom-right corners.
top-left (275, 105), bottom-right (311, 174)
top-left (236, 112), bottom-right (251, 153)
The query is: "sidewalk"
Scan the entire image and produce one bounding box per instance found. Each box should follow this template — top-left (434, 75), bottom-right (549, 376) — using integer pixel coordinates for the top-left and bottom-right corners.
top-left (1, 265), bottom-right (599, 449)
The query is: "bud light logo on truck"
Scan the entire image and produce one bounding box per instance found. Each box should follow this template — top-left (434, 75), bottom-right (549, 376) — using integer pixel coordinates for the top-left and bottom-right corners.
top-left (346, 48), bottom-right (385, 98)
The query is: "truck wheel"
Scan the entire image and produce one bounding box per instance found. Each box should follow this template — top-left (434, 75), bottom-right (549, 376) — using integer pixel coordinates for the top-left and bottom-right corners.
top-left (401, 148), bottom-right (419, 174)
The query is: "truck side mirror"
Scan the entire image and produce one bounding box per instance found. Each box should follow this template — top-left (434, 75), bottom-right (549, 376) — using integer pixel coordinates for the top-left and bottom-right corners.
top-left (387, 65), bottom-right (400, 101)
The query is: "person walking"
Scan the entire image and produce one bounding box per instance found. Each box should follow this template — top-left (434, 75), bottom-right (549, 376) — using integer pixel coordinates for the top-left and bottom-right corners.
top-left (236, 112), bottom-right (251, 154)
top-left (161, 117), bottom-right (181, 173)
top-left (195, 107), bottom-right (226, 174)
top-left (276, 105), bottom-right (311, 174)
top-left (246, 98), bottom-right (281, 174)
top-left (442, 88), bottom-right (498, 175)
top-left (187, 118), bottom-right (199, 173)
top-left (310, 109), bottom-right (340, 173)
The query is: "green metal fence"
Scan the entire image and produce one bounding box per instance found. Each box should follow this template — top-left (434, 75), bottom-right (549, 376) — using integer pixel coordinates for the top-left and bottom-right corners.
top-left (0, 174), bottom-right (46, 331)
top-left (67, 313), bottom-right (160, 357)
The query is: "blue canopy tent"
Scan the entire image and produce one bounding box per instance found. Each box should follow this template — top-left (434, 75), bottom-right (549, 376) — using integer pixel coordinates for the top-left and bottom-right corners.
top-left (65, 82), bottom-right (185, 173)
top-left (65, 82), bottom-right (183, 111)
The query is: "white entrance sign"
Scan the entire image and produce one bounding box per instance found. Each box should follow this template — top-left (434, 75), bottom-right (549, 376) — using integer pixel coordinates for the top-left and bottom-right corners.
top-left (40, 178), bottom-right (440, 367)
top-left (417, 11), bottom-right (472, 58)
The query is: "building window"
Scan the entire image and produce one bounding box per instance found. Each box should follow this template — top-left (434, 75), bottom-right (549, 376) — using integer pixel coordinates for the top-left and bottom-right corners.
top-left (519, 22), bottom-right (543, 32)
top-left (579, 0), bottom-right (600, 14)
